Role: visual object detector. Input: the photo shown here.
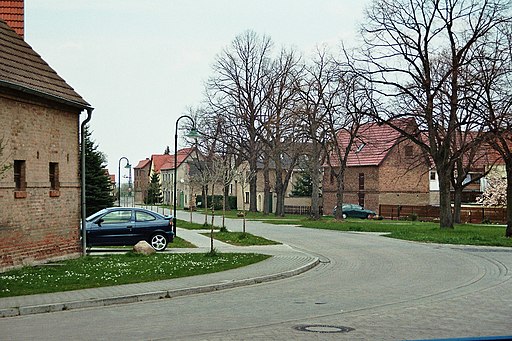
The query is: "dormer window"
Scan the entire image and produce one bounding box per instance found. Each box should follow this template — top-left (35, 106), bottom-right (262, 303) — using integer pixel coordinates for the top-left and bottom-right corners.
top-left (355, 142), bottom-right (366, 154)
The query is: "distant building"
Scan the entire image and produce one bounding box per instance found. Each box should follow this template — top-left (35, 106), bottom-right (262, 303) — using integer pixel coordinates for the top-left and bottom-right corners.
top-left (134, 158), bottom-right (151, 204)
top-left (160, 148), bottom-right (202, 208)
top-left (323, 120), bottom-right (430, 215)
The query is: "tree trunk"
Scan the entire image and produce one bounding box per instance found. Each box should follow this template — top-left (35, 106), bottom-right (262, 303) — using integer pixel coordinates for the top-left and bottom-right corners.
top-left (263, 158), bottom-right (270, 215)
top-left (335, 169), bottom-right (345, 220)
top-left (242, 194), bottom-right (247, 234)
top-left (203, 186), bottom-right (209, 226)
top-left (437, 167), bottom-right (454, 229)
top-left (274, 167), bottom-right (285, 217)
top-left (506, 160), bottom-right (512, 238)
top-left (453, 186), bottom-right (462, 224)
top-left (222, 185), bottom-right (228, 229)
top-left (310, 142), bottom-right (321, 219)
top-left (249, 157), bottom-right (258, 212)
top-left (210, 224), bottom-right (214, 253)
top-left (210, 183), bottom-right (215, 227)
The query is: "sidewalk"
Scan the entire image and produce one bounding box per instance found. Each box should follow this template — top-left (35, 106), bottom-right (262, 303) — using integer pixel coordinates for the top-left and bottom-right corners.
top-left (0, 213), bottom-right (319, 318)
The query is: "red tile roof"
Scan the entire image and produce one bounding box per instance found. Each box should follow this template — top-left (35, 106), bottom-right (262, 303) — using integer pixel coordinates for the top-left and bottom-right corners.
top-left (332, 120), bottom-right (410, 167)
top-left (0, 0), bottom-right (23, 37)
top-left (151, 154), bottom-right (173, 173)
top-left (153, 148), bottom-right (194, 172)
top-left (134, 158), bottom-right (151, 169)
top-left (0, 19), bottom-right (90, 109)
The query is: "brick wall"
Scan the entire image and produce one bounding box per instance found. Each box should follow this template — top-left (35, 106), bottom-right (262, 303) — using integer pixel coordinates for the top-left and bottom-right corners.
top-left (322, 141), bottom-right (430, 215)
top-left (0, 94), bottom-right (81, 271)
top-left (378, 141), bottom-right (430, 209)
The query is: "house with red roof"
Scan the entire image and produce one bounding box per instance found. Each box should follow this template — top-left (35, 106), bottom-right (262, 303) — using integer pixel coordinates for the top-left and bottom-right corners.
top-left (0, 14), bottom-right (91, 270)
top-left (322, 121), bottom-right (431, 215)
top-left (134, 158), bottom-right (151, 204)
top-left (160, 148), bottom-right (196, 206)
top-left (133, 148), bottom-right (198, 206)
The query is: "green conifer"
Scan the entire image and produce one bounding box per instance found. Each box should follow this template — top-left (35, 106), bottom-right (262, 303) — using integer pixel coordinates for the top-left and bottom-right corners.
top-left (82, 126), bottom-right (115, 216)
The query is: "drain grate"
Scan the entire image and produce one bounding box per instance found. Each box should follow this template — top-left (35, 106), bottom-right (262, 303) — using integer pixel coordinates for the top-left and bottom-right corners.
top-left (294, 324), bottom-right (354, 334)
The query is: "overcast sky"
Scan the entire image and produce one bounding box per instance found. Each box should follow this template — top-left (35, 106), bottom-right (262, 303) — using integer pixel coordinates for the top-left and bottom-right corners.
top-left (25, 0), bottom-right (370, 182)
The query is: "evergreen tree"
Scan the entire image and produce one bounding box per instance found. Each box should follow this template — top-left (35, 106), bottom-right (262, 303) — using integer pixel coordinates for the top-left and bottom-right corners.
top-left (146, 173), bottom-right (163, 204)
top-left (82, 126), bottom-right (115, 216)
top-left (291, 172), bottom-right (313, 197)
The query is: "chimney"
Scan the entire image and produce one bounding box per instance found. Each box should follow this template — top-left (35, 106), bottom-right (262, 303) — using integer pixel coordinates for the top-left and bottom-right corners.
top-left (0, 0), bottom-right (24, 38)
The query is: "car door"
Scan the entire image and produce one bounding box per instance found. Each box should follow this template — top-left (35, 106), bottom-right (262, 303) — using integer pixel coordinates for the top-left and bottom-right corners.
top-left (87, 209), bottom-right (134, 246)
top-left (342, 204), bottom-right (354, 218)
top-left (134, 210), bottom-right (163, 241)
top-left (353, 205), bottom-right (366, 218)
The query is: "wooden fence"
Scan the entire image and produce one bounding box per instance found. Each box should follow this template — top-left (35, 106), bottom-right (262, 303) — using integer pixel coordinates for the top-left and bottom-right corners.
top-left (284, 205), bottom-right (323, 215)
top-left (379, 204), bottom-right (507, 224)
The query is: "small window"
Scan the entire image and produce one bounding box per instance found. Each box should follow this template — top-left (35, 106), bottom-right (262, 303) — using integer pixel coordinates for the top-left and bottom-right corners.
top-left (430, 171), bottom-right (436, 180)
top-left (102, 210), bottom-right (132, 223)
top-left (355, 142), bottom-right (366, 154)
top-left (245, 191), bottom-right (250, 204)
top-left (358, 193), bottom-right (365, 207)
top-left (49, 162), bottom-right (59, 190)
top-left (405, 145), bottom-right (414, 158)
top-left (136, 211), bottom-right (156, 222)
top-left (359, 173), bottom-right (365, 190)
top-left (14, 160), bottom-right (26, 191)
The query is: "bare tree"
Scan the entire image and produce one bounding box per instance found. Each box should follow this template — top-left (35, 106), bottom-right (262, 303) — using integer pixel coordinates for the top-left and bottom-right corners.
top-left (325, 68), bottom-right (373, 221)
top-left (295, 48), bottom-right (334, 219)
top-left (219, 152), bottom-right (238, 230)
top-left (360, 0), bottom-right (511, 228)
top-left (469, 25), bottom-right (512, 236)
top-left (236, 162), bottom-right (256, 233)
top-left (206, 30), bottom-right (273, 212)
top-left (260, 48), bottom-right (303, 216)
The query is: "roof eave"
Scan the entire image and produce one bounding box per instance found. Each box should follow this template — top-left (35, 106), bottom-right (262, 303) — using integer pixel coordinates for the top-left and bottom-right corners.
top-left (0, 79), bottom-right (92, 111)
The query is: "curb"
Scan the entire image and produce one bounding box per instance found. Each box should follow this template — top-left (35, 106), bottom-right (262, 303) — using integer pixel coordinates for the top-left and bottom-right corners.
top-left (0, 257), bottom-right (320, 318)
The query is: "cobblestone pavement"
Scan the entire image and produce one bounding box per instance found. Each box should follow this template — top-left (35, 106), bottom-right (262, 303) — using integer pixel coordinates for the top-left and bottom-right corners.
top-left (0, 210), bottom-right (511, 340)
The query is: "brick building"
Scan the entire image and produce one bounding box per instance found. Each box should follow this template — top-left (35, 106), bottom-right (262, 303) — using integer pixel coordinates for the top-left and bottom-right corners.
top-left (0, 16), bottom-right (91, 270)
top-left (134, 148), bottom-right (200, 206)
top-left (322, 120), bottom-right (430, 215)
top-left (133, 158), bottom-right (151, 204)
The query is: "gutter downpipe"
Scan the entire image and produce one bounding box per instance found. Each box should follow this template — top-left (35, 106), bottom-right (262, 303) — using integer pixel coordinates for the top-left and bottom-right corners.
top-left (81, 108), bottom-right (93, 256)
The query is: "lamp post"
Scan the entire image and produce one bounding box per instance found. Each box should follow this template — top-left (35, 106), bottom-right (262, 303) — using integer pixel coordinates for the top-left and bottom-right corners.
top-left (118, 157), bottom-right (131, 206)
top-left (173, 115), bottom-right (200, 236)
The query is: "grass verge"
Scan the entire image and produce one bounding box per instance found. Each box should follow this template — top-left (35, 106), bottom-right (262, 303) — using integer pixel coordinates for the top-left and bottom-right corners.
top-left (202, 231), bottom-right (281, 246)
top-left (177, 219), bottom-right (220, 230)
top-left (289, 218), bottom-right (512, 247)
top-left (0, 252), bottom-right (270, 298)
top-left (172, 236), bottom-right (197, 248)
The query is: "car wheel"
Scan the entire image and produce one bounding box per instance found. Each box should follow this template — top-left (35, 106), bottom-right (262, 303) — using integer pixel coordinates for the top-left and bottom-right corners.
top-left (342, 213), bottom-right (347, 219)
top-left (150, 233), bottom-right (168, 251)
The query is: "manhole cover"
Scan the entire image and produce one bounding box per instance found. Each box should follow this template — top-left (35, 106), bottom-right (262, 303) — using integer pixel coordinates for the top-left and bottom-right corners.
top-left (294, 324), bottom-right (354, 334)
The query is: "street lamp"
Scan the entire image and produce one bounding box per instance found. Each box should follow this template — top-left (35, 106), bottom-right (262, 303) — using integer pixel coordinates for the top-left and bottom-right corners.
top-left (118, 157), bottom-right (131, 206)
top-left (173, 115), bottom-right (200, 236)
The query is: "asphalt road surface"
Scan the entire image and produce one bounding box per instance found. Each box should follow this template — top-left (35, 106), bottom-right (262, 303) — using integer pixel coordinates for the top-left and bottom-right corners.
top-left (1, 216), bottom-right (511, 340)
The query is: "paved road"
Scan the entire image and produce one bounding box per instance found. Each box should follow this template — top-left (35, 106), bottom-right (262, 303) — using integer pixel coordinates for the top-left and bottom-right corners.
top-left (1, 211), bottom-right (511, 340)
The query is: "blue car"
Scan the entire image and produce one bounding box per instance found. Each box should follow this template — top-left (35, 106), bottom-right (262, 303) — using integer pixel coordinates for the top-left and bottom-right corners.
top-left (333, 204), bottom-right (376, 219)
top-left (86, 207), bottom-right (174, 251)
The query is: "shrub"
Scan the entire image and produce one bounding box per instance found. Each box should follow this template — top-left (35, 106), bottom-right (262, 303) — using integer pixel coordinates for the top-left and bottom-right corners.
top-left (195, 195), bottom-right (237, 210)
